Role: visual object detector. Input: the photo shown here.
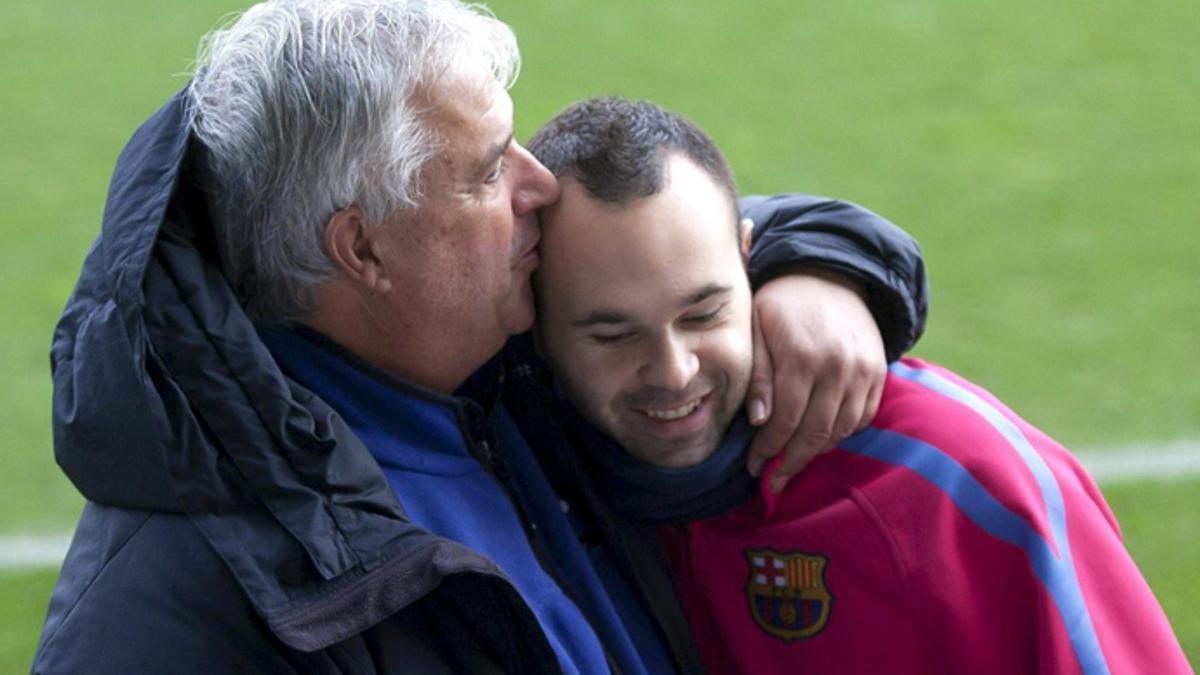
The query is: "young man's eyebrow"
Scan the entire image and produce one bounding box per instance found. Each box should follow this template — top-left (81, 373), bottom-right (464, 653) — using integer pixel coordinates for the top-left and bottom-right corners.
top-left (473, 133), bottom-right (513, 179)
top-left (572, 310), bottom-right (630, 328)
top-left (571, 284), bottom-right (732, 328)
top-left (681, 283), bottom-right (732, 308)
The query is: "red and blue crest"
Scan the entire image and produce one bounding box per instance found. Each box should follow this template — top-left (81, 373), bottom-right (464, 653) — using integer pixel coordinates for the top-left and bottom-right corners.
top-left (744, 548), bottom-right (832, 642)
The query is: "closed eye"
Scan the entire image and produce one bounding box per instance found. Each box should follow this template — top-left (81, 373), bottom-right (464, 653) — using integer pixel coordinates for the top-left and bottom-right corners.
top-left (683, 305), bottom-right (726, 325)
top-left (483, 158), bottom-right (508, 185)
top-left (590, 331), bottom-right (635, 346)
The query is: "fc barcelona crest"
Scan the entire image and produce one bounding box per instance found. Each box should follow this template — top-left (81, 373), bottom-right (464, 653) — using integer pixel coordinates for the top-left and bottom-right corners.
top-left (744, 548), bottom-right (832, 642)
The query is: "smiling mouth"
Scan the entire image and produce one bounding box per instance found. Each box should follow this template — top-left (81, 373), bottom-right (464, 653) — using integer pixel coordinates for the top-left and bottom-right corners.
top-left (639, 395), bottom-right (707, 421)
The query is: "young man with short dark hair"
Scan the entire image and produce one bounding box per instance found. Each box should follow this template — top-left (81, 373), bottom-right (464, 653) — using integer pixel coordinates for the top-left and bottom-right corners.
top-left (529, 97), bottom-right (1189, 674)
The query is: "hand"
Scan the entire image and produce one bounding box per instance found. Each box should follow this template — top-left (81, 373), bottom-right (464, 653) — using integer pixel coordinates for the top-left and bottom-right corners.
top-left (745, 269), bottom-right (887, 493)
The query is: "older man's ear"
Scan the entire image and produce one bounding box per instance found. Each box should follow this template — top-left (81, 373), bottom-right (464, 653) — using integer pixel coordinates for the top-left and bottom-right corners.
top-left (324, 206), bottom-right (392, 295)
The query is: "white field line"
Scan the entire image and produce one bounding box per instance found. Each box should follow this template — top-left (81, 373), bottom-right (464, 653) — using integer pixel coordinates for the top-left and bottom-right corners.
top-left (1076, 439), bottom-right (1200, 485)
top-left (2, 440), bottom-right (1199, 572)
top-left (0, 533), bottom-right (73, 571)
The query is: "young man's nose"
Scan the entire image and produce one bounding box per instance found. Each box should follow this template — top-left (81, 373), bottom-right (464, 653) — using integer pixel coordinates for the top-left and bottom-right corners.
top-left (640, 334), bottom-right (700, 392)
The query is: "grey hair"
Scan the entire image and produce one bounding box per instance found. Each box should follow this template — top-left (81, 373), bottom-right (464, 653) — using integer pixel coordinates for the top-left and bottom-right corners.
top-left (187, 0), bottom-right (520, 324)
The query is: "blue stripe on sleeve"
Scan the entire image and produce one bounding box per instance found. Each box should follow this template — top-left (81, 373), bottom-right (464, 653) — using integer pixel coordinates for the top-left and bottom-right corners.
top-left (836, 361), bottom-right (1110, 675)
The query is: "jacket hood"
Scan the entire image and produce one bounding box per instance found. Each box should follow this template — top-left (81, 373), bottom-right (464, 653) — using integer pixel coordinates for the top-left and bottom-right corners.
top-left (51, 90), bottom-right (193, 511)
top-left (49, 90), bottom-right (517, 652)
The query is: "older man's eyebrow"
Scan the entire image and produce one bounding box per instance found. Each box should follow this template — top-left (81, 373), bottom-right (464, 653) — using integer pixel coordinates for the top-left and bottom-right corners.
top-left (681, 283), bottom-right (732, 308)
top-left (473, 133), bottom-right (513, 180)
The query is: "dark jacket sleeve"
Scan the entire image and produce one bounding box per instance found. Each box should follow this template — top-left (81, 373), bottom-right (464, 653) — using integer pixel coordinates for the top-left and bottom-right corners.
top-left (741, 193), bottom-right (929, 362)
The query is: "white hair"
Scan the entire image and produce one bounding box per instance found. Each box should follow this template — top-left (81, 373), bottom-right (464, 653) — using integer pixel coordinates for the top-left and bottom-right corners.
top-left (187, 0), bottom-right (520, 323)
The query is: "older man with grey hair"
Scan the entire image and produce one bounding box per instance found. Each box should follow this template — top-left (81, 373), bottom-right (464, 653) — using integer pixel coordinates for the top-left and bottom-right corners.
top-left (33, 1), bottom-right (926, 673)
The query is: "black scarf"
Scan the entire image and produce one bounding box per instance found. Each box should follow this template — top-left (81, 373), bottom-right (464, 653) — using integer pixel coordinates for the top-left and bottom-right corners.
top-left (560, 400), bottom-right (757, 525)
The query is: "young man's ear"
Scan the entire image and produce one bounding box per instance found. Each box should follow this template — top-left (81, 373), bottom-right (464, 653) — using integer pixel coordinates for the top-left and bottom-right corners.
top-left (740, 217), bottom-right (753, 265)
top-left (324, 205), bottom-right (392, 294)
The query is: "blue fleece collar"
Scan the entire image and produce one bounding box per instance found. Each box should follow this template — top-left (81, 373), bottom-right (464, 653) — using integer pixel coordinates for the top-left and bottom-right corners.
top-left (259, 325), bottom-right (484, 476)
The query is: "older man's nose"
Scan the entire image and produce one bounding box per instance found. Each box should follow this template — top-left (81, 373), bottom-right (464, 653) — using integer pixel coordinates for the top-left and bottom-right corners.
top-left (512, 143), bottom-right (561, 214)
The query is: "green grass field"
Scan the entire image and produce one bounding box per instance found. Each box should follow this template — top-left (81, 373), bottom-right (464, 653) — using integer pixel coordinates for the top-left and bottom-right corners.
top-left (2, 0), bottom-right (1196, 671)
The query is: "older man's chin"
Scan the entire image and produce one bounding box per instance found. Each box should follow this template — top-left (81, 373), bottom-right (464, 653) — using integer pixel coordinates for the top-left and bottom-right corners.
top-left (508, 281), bottom-right (537, 335)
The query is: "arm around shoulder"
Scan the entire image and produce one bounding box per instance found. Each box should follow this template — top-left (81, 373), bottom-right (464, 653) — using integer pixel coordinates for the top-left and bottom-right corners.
top-left (742, 193), bottom-right (928, 361)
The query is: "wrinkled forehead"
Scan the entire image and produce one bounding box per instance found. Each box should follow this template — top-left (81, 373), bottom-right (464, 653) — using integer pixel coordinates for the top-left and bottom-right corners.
top-left (419, 70), bottom-right (509, 145)
top-left (408, 72), bottom-right (512, 194)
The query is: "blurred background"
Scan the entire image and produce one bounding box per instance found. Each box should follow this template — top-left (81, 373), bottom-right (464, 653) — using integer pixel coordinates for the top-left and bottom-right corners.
top-left (1, 0), bottom-right (1196, 669)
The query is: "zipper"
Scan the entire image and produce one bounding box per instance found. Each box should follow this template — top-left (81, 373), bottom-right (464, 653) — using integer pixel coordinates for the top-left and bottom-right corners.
top-left (459, 394), bottom-right (622, 672)
top-left (477, 437), bottom-right (541, 543)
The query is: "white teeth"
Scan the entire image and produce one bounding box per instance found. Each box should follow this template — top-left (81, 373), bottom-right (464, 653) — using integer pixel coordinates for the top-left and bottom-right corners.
top-left (644, 399), bottom-right (701, 420)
